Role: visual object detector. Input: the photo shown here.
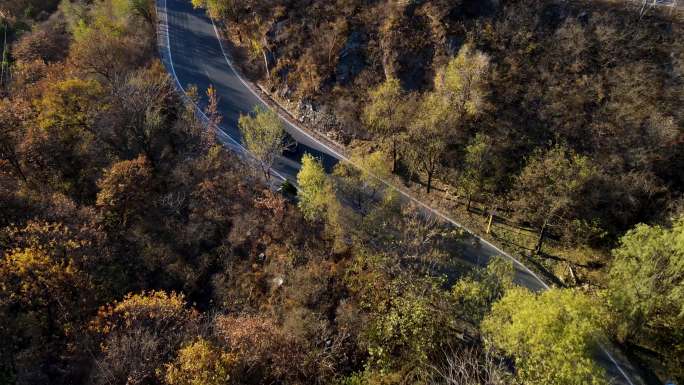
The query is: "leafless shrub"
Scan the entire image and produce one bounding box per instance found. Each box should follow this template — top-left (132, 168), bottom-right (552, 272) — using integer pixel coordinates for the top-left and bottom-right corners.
top-left (430, 346), bottom-right (512, 385)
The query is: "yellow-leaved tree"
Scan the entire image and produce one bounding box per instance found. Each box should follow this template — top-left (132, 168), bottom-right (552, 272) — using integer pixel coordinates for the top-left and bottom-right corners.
top-left (363, 78), bottom-right (414, 173)
top-left (165, 338), bottom-right (235, 385)
top-left (296, 153), bottom-right (333, 222)
top-left (238, 106), bottom-right (289, 178)
top-left (482, 287), bottom-right (607, 385)
top-left (607, 216), bottom-right (684, 379)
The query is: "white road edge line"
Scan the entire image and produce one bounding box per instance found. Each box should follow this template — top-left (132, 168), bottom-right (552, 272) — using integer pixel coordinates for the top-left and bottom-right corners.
top-left (209, 13), bottom-right (551, 290)
top-left (160, 0), bottom-right (287, 183)
top-left (163, 2), bottom-right (635, 383)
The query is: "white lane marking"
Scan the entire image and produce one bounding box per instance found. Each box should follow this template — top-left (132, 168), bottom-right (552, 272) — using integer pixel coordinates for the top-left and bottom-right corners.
top-left (210, 22), bottom-right (348, 160)
top-left (208, 17), bottom-right (549, 290)
top-left (169, 3), bottom-right (635, 384)
top-left (600, 343), bottom-right (636, 385)
top-left (160, 0), bottom-right (287, 183)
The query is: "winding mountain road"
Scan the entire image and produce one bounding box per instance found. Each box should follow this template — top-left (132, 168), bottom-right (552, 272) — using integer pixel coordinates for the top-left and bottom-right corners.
top-left (155, 0), bottom-right (646, 383)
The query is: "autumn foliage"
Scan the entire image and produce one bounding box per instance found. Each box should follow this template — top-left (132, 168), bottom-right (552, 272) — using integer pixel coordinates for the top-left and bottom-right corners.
top-left (0, 1), bottom-right (681, 385)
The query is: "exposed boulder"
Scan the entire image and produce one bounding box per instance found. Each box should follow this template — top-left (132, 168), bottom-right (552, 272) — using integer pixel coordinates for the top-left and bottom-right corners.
top-left (296, 100), bottom-right (349, 143)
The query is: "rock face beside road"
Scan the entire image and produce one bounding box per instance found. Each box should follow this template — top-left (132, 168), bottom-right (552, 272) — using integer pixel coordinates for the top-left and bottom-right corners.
top-left (256, 82), bottom-right (351, 144)
top-left (295, 100), bottom-right (348, 144)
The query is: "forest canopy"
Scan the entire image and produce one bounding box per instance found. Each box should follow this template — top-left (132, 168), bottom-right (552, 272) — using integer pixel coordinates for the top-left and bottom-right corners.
top-left (0, 0), bottom-right (682, 384)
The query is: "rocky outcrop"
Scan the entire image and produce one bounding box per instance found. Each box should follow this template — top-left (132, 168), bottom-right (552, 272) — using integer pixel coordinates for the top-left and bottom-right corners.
top-left (295, 100), bottom-right (348, 143)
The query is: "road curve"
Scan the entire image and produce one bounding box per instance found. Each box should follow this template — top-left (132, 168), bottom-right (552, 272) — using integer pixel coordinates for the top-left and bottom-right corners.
top-left (155, 0), bottom-right (644, 383)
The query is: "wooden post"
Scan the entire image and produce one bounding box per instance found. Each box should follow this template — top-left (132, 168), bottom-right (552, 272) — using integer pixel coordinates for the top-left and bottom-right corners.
top-left (567, 262), bottom-right (577, 286)
top-left (486, 212), bottom-right (494, 234)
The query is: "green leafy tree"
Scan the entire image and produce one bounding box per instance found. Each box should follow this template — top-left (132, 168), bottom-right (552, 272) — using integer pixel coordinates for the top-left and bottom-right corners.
top-left (191, 0), bottom-right (239, 21)
top-left (406, 92), bottom-right (449, 193)
top-left (451, 256), bottom-right (514, 325)
top-left (510, 145), bottom-right (597, 253)
top-left (297, 153), bottom-right (333, 222)
top-left (363, 78), bottom-right (413, 172)
top-left (459, 133), bottom-right (495, 211)
top-left (435, 43), bottom-right (490, 121)
top-left (38, 78), bottom-right (103, 133)
top-left (403, 46), bottom-right (489, 194)
top-left (607, 216), bottom-right (684, 379)
top-left (192, 0), bottom-right (269, 74)
top-left (25, 77), bottom-right (105, 197)
top-left (238, 105), bottom-right (288, 178)
top-left (482, 288), bottom-right (607, 385)
top-left (67, 0), bottom-right (152, 82)
top-left (365, 283), bottom-right (445, 379)
top-left (405, 45), bottom-right (490, 193)
top-left (333, 150), bottom-right (391, 216)
top-left (347, 253), bottom-right (462, 384)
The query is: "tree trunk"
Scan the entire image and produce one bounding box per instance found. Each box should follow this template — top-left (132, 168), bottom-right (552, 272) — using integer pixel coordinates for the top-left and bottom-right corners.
top-left (392, 138), bottom-right (398, 173)
top-left (262, 49), bottom-right (270, 79)
top-left (486, 213), bottom-right (494, 234)
top-left (1, 24), bottom-right (7, 86)
top-left (427, 171), bottom-right (433, 194)
top-left (13, 159), bottom-right (27, 182)
top-left (466, 195), bottom-right (472, 212)
top-left (2, 150), bottom-right (27, 182)
top-left (535, 219), bottom-right (548, 255)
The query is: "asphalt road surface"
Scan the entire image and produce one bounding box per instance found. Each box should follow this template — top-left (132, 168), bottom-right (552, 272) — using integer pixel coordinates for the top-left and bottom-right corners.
top-left (156, 0), bottom-right (645, 383)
